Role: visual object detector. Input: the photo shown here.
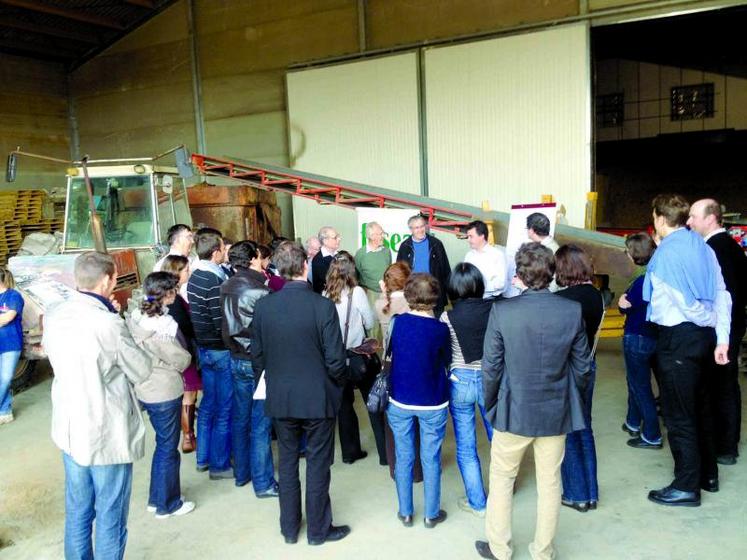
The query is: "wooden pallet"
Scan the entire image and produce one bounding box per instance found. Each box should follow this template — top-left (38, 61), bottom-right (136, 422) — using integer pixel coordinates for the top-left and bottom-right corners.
top-left (0, 189), bottom-right (53, 265)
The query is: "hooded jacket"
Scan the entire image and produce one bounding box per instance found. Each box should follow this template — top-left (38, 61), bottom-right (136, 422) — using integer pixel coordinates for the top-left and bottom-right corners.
top-left (126, 309), bottom-right (192, 404)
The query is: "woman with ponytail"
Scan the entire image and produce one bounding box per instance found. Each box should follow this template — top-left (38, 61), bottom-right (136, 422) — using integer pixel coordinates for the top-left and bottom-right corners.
top-left (127, 272), bottom-right (195, 518)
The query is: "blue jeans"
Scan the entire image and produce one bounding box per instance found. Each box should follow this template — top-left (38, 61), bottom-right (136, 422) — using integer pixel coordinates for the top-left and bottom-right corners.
top-left (196, 348), bottom-right (233, 473)
top-left (0, 350), bottom-right (21, 414)
top-left (561, 361), bottom-right (598, 504)
top-left (387, 403), bottom-right (448, 519)
top-left (63, 453), bottom-right (132, 560)
top-left (449, 368), bottom-right (493, 510)
top-left (231, 357), bottom-right (276, 493)
top-left (140, 397), bottom-right (183, 515)
top-left (623, 334), bottom-right (662, 444)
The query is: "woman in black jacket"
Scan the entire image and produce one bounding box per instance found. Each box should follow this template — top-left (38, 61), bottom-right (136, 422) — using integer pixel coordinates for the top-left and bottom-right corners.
top-left (441, 263), bottom-right (494, 518)
top-left (162, 255), bottom-right (201, 453)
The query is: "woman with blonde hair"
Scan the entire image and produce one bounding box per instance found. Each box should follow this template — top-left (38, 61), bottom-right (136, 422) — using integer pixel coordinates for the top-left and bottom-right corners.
top-left (324, 251), bottom-right (386, 465)
top-left (0, 267), bottom-right (23, 425)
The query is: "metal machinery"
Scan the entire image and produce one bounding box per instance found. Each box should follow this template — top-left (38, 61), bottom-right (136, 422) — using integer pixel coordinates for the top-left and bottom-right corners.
top-left (190, 153), bottom-right (635, 279)
top-left (5, 146), bottom-right (193, 387)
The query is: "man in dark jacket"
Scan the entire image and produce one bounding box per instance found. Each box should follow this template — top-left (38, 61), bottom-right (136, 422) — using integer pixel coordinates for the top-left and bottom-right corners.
top-left (396, 214), bottom-right (451, 315)
top-left (688, 198), bottom-right (746, 465)
top-left (475, 243), bottom-right (591, 560)
top-left (220, 240), bottom-right (278, 497)
top-left (310, 226), bottom-right (340, 294)
top-left (251, 242), bottom-right (350, 546)
top-left (186, 227), bottom-right (234, 479)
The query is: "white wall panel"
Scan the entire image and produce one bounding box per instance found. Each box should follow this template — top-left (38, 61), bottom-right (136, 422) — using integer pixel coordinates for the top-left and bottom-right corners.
top-left (286, 53), bottom-right (422, 242)
top-left (425, 24), bottom-right (591, 226)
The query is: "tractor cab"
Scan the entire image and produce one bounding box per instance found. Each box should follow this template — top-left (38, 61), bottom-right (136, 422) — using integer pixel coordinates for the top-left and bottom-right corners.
top-left (63, 163), bottom-right (192, 274)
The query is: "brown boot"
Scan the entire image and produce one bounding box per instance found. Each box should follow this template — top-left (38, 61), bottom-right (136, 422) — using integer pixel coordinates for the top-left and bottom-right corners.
top-left (181, 404), bottom-right (196, 454)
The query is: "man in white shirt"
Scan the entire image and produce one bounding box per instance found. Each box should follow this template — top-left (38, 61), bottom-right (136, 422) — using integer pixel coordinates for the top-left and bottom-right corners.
top-left (464, 220), bottom-right (507, 299)
top-left (153, 223), bottom-right (196, 272)
top-left (527, 213), bottom-right (559, 253)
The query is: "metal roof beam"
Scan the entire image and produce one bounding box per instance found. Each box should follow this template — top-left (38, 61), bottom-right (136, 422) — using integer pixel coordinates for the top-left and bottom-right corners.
top-left (0, 0), bottom-right (125, 29)
top-left (125, 0), bottom-right (155, 8)
top-left (0, 15), bottom-right (101, 43)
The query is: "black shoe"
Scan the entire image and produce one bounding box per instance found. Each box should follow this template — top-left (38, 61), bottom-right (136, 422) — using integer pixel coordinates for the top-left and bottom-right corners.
top-left (588, 500), bottom-right (598, 510)
top-left (475, 541), bottom-right (498, 559)
top-left (235, 479), bottom-right (250, 488)
top-left (561, 498), bottom-right (589, 512)
top-left (196, 464), bottom-right (209, 473)
top-left (717, 454), bottom-right (737, 466)
top-left (700, 478), bottom-right (719, 493)
top-left (627, 436), bottom-right (663, 450)
top-left (342, 451), bottom-right (368, 465)
top-left (284, 534), bottom-right (298, 544)
top-left (308, 525), bottom-right (351, 545)
top-left (648, 485), bottom-right (701, 507)
top-left (397, 513), bottom-right (413, 527)
top-left (424, 510), bottom-right (447, 528)
top-left (209, 469), bottom-right (234, 480)
top-left (256, 484), bottom-right (280, 499)
top-left (621, 423), bottom-right (640, 437)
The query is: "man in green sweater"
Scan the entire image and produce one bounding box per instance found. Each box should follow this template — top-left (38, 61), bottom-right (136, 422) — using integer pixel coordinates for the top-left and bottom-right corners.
top-left (354, 221), bottom-right (392, 341)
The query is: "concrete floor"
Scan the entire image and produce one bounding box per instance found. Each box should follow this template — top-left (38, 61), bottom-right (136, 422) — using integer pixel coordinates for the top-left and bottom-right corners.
top-left (1, 339), bottom-right (746, 560)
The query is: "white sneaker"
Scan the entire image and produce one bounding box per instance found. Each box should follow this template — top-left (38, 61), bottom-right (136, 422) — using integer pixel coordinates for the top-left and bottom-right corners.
top-left (148, 495), bottom-right (185, 514)
top-left (458, 497), bottom-right (486, 518)
top-left (0, 413), bottom-right (14, 425)
top-left (155, 501), bottom-right (195, 519)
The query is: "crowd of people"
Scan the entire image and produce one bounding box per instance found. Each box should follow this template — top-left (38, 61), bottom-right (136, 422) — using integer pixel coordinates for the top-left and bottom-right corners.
top-left (0, 193), bottom-right (741, 559)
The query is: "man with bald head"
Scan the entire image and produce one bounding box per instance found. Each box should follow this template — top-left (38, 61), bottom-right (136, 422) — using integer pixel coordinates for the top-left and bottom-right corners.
top-left (688, 198), bottom-right (747, 465)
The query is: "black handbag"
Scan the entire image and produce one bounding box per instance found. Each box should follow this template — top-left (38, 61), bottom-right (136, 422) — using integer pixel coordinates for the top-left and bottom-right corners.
top-left (343, 292), bottom-right (382, 385)
top-left (366, 317), bottom-right (395, 414)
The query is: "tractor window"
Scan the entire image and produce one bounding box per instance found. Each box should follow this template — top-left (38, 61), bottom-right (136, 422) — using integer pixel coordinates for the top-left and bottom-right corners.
top-left (156, 175), bottom-right (192, 243)
top-left (64, 175), bottom-right (155, 249)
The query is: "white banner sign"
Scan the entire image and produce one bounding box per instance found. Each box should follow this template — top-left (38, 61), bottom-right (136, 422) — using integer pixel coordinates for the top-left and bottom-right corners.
top-left (355, 208), bottom-right (418, 259)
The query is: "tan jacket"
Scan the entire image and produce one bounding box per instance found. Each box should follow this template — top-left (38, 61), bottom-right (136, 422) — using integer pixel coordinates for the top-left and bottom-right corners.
top-left (43, 293), bottom-right (152, 466)
top-left (126, 310), bottom-right (191, 404)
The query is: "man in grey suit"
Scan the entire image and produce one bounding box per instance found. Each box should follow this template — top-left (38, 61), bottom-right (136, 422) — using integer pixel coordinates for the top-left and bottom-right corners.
top-left (475, 243), bottom-right (591, 560)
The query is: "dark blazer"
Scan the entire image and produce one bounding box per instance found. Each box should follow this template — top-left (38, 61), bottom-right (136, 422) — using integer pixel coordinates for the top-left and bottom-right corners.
top-left (251, 281), bottom-right (347, 419)
top-left (707, 231), bottom-right (747, 333)
top-left (396, 234), bottom-right (451, 313)
top-left (482, 289), bottom-right (591, 437)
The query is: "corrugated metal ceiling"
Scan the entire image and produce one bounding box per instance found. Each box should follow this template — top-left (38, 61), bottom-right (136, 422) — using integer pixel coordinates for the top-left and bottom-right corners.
top-left (0, 0), bottom-right (178, 67)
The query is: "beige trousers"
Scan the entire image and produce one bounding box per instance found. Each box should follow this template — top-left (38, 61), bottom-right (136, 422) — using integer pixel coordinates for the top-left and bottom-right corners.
top-left (485, 431), bottom-right (566, 560)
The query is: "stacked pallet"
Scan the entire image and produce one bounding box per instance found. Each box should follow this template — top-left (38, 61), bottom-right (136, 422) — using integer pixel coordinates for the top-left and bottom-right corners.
top-left (0, 222), bottom-right (23, 266)
top-left (0, 190), bottom-right (60, 266)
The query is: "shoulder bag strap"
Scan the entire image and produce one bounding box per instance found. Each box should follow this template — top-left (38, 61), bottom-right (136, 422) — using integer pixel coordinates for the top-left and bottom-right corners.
top-left (591, 292), bottom-right (606, 358)
top-left (343, 290), bottom-right (353, 349)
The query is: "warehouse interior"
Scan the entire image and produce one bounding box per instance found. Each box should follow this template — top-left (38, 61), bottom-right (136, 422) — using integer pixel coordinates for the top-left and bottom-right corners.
top-left (1, 1), bottom-right (746, 559)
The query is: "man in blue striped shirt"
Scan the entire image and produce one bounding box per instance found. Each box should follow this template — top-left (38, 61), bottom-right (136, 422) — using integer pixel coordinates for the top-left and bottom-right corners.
top-left (186, 227), bottom-right (233, 479)
top-left (644, 194), bottom-right (731, 508)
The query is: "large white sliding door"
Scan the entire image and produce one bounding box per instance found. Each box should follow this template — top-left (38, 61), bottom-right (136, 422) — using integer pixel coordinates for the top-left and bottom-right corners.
top-left (286, 53), bottom-right (421, 244)
top-left (424, 23), bottom-right (591, 226)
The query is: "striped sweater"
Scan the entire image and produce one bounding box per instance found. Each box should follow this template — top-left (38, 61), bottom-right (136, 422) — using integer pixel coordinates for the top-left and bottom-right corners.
top-left (187, 267), bottom-right (226, 350)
